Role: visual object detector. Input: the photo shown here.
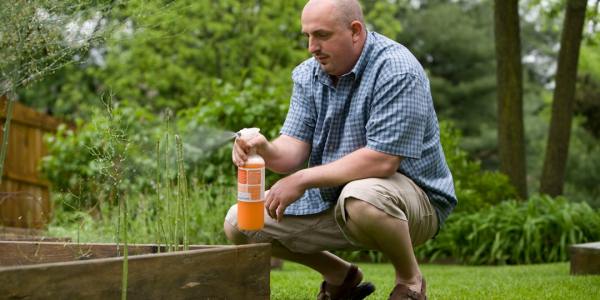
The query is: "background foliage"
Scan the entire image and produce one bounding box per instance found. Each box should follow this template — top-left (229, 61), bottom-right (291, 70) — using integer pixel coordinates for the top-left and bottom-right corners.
top-left (0, 0), bottom-right (111, 94)
top-left (416, 195), bottom-right (600, 265)
top-left (3, 0), bottom-right (600, 265)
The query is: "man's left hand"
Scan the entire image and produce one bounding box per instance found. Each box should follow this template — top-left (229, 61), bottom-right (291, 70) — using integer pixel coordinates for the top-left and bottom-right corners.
top-left (265, 171), bottom-right (306, 222)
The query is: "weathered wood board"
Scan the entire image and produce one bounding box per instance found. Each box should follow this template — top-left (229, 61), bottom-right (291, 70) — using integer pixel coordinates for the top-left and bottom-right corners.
top-left (0, 241), bottom-right (270, 299)
top-left (570, 242), bottom-right (600, 275)
top-left (1, 97), bottom-right (62, 228)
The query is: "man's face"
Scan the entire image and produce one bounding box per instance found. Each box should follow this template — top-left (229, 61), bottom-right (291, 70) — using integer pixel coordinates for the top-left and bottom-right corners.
top-left (301, 3), bottom-right (357, 76)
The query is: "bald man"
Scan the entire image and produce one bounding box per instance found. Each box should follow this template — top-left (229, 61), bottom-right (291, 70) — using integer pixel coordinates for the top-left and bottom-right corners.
top-left (226, 0), bottom-right (456, 299)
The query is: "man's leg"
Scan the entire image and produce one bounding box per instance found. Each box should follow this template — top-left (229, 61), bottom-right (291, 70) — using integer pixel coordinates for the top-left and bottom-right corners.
top-left (224, 221), bottom-right (353, 285)
top-left (343, 198), bottom-right (423, 291)
top-left (335, 173), bottom-right (438, 296)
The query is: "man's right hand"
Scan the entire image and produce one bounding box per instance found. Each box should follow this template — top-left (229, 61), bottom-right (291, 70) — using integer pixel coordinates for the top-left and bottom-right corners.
top-left (232, 133), bottom-right (268, 167)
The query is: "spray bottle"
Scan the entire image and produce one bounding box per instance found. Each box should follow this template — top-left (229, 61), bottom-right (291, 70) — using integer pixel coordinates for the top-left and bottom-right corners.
top-left (236, 128), bottom-right (265, 230)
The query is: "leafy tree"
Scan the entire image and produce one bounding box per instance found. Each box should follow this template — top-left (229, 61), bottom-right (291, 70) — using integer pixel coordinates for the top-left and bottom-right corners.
top-left (19, 0), bottom-right (309, 116)
top-left (573, 24), bottom-right (600, 137)
top-left (0, 1), bottom-right (110, 94)
top-left (19, 0), bottom-right (409, 118)
top-left (362, 0), bottom-right (405, 38)
top-left (490, 0), bottom-right (596, 195)
top-left (0, 0), bottom-right (111, 181)
top-left (575, 44), bottom-right (600, 137)
top-left (398, 1), bottom-right (497, 137)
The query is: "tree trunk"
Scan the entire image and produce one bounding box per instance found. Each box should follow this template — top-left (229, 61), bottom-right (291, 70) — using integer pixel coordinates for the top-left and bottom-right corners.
top-left (540, 0), bottom-right (588, 197)
top-left (494, 0), bottom-right (528, 199)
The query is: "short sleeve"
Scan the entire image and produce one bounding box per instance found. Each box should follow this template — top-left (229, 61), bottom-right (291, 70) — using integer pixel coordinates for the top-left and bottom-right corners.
top-left (366, 73), bottom-right (428, 159)
top-left (280, 65), bottom-right (316, 143)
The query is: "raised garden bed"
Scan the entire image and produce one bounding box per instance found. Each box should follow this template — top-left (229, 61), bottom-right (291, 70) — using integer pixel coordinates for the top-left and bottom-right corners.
top-left (570, 242), bottom-right (600, 275)
top-left (0, 241), bottom-right (270, 299)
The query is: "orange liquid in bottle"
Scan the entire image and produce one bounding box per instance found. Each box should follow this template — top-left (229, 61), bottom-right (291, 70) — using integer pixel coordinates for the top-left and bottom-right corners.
top-left (237, 201), bottom-right (264, 230)
top-left (237, 162), bottom-right (265, 230)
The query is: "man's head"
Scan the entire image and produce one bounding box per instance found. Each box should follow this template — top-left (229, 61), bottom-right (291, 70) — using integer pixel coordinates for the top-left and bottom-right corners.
top-left (301, 0), bottom-right (366, 76)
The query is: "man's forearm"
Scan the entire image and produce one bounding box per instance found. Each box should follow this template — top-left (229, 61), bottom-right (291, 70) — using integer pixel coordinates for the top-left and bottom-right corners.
top-left (293, 147), bottom-right (402, 189)
top-left (258, 135), bottom-right (310, 174)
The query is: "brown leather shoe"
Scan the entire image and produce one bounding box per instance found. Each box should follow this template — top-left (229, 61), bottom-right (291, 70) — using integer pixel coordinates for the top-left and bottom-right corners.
top-left (317, 264), bottom-right (376, 300)
top-left (388, 277), bottom-right (427, 300)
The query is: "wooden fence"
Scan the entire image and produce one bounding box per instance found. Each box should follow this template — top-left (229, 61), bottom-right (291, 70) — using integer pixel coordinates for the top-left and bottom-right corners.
top-left (0, 96), bottom-right (61, 228)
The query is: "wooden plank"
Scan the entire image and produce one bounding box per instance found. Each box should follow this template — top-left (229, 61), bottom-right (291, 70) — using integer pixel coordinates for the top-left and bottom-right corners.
top-left (0, 243), bottom-right (271, 300)
top-left (0, 97), bottom-right (61, 132)
top-left (0, 241), bottom-right (234, 266)
top-left (1, 96), bottom-right (57, 229)
top-left (2, 171), bottom-right (49, 187)
top-left (570, 242), bottom-right (600, 275)
top-left (6, 122), bottom-right (30, 177)
top-left (2, 121), bottom-right (49, 186)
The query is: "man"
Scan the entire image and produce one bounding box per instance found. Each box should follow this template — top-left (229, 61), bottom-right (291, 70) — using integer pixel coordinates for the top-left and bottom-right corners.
top-left (225, 0), bottom-right (456, 299)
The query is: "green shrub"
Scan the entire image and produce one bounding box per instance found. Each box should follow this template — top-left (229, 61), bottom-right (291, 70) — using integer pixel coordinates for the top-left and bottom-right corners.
top-left (49, 184), bottom-right (235, 246)
top-left (416, 194), bottom-right (600, 265)
top-left (177, 77), bottom-right (291, 185)
top-left (439, 121), bottom-right (518, 213)
top-left (41, 101), bottom-right (160, 210)
top-left (20, 0), bottom-right (308, 116)
top-left (42, 77), bottom-right (292, 210)
top-left (564, 118), bottom-right (600, 208)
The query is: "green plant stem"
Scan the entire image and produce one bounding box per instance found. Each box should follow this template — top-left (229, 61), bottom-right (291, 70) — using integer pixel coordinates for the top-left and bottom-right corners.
top-left (159, 222), bottom-right (170, 252)
top-left (175, 135), bottom-right (189, 250)
top-left (121, 195), bottom-right (128, 300)
top-left (165, 129), bottom-right (174, 251)
top-left (173, 136), bottom-right (180, 250)
top-left (155, 140), bottom-right (162, 249)
top-left (155, 222), bottom-right (162, 253)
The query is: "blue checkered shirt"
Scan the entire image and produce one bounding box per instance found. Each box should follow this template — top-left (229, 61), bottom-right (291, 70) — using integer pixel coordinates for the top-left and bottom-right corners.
top-left (280, 31), bottom-right (457, 225)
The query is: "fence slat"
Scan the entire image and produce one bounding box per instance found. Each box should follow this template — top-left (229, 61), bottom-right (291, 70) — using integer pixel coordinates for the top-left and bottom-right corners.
top-left (1, 96), bottom-right (60, 228)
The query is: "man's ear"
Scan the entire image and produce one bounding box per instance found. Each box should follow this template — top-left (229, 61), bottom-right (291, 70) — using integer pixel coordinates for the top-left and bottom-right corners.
top-left (350, 21), bottom-right (363, 42)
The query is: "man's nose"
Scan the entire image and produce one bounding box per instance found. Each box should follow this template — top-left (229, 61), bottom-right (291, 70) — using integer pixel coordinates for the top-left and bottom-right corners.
top-left (308, 36), bottom-right (320, 53)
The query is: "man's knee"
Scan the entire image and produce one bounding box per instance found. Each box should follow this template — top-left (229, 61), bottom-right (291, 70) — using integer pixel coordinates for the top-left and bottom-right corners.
top-left (343, 197), bottom-right (386, 249)
top-left (223, 205), bottom-right (249, 245)
top-left (344, 197), bottom-right (385, 225)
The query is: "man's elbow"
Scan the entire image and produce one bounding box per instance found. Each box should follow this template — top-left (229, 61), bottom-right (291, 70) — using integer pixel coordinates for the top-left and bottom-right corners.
top-left (267, 159), bottom-right (306, 175)
top-left (379, 164), bottom-right (398, 177)
top-left (267, 164), bottom-right (295, 175)
top-left (377, 157), bottom-right (401, 177)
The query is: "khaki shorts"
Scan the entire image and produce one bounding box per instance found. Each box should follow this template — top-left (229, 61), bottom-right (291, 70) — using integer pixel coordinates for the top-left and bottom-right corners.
top-left (224, 173), bottom-right (438, 253)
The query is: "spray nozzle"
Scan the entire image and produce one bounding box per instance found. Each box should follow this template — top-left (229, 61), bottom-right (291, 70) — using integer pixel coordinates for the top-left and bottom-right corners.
top-left (236, 128), bottom-right (260, 141)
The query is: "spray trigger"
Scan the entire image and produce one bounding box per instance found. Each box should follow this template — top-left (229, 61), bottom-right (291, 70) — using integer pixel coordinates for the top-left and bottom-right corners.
top-left (237, 128), bottom-right (260, 141)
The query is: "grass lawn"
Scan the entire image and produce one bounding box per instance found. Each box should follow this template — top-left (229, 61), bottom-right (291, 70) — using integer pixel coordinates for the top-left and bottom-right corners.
top-left (271, 261), bottom-right (600, 299)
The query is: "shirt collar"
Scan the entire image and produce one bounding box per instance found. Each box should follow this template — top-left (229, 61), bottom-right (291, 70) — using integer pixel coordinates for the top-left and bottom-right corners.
top-left (348, 30), bottom-right (372, 80)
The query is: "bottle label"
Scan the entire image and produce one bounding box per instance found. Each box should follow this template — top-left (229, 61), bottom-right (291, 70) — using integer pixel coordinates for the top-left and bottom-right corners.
top-left (237, 167), bottom-right (264, 202)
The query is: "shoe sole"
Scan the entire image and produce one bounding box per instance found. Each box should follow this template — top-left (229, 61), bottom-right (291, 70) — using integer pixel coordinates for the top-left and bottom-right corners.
top-left (350, 282), bottom-right (376, 300)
